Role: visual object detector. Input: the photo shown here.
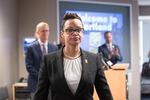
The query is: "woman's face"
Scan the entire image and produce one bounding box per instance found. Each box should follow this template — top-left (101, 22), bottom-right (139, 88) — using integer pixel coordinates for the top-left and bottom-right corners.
top-left (61, 19), bottom-right (84, 47)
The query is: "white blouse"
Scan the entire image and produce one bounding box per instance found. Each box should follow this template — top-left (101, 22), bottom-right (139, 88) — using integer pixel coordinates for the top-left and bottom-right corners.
top-left (64, 57), bottom-right (82, 94)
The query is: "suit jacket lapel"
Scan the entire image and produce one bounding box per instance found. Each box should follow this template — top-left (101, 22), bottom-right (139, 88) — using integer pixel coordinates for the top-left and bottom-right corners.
top-left (75, 50), bottom-right (90, 96)
top-left (56, 49), bottom-right (90, 97)
top-left (47, 42), bottom-right (51, 53)
top-left (104, 44), bottom-right (111, 55)
top-left (56, 49), bottom-right (75, 97)
top-left (105, 44), bottom-right (109, 51)
top-left (35, 41), bottom-right (42, 57)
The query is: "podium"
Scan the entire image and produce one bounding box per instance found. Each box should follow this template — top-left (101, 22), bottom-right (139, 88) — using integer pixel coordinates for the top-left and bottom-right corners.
top-left (12, 83), bottom-right (30, 100)
top-left (93, 63), bottom-right (129, 100)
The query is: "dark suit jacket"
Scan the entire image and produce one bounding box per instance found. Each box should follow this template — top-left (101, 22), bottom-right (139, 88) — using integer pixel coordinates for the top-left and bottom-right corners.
top-left (98, 44), bottom-right (123, 65)
top-left (34, 49), bottom-right (113, 100)
top-left (57, 43), bottom-right (64, 49)
top-left (25, 41), bottom-right (58, 92)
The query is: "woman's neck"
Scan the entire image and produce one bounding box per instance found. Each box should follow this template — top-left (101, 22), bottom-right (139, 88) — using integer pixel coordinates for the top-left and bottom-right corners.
top-left (63, 46), bottom-right (81, 58)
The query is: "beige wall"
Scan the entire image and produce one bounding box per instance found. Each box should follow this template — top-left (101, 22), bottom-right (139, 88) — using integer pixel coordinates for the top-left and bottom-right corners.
top-left (130, 1), bottom-right (140, 100)
top-left (0, 0), bottom-right (18, 98)
top-left (18, 0), bottom-right (140, 100)
top-left (18, 0), bottom-right (57, 78)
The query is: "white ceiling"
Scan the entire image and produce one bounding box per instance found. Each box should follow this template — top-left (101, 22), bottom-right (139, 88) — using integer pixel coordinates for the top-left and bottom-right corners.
top-left (139, 0), bottom-right (150, 5)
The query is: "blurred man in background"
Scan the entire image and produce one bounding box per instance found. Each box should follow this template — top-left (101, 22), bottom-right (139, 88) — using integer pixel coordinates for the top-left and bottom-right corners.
top-left (25, 22), bottom-right (58, 98)
top-left (98, 31), bottom-right (123, 66)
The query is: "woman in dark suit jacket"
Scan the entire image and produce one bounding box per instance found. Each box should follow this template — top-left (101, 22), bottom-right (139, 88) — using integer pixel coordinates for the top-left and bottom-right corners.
top-left (34, 13), bottom-right (113, 100)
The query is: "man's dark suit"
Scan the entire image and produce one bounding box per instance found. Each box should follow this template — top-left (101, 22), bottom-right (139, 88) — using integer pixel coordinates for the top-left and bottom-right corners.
top-left (98, 44), bottom-right (123, 65)
top-left (34, 49), bottom-right (113, 100)
top-left (25, 41), bottom-right (58, 92)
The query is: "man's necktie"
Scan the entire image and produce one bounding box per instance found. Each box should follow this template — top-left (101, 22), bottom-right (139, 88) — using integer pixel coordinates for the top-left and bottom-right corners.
top-left (108, 44), bottom-right (112, 51)
top-left (42, 45), bottom-right (46, 55)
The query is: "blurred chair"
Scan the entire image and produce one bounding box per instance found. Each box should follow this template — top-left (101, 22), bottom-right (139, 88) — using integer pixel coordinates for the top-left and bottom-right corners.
top-left (13, 77), bottom-right (31, 100)
top-left (0, 86), bottom-right (9, 100)
top-left (141, 62), bottom-right (150, 94)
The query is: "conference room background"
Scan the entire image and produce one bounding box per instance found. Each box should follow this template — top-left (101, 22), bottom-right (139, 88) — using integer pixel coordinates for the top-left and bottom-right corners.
top-left (59, 1), bottom-right (131, 63)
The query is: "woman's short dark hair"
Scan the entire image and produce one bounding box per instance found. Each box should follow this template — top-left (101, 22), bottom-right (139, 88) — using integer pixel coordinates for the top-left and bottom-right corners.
top-left (61, 13), bottom-right (83, 31)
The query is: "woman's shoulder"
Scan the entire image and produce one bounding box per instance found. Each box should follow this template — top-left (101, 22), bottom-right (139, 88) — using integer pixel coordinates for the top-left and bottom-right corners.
top-left (46, 50), bottom-right (61, 58)
top-left (82, 50), bottom-right (98, 58)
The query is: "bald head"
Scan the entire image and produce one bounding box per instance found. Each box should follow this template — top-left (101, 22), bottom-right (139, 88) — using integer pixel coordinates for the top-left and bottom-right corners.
top-left (35, 22), bottom-right (49, 43)
top-left (36, 22), bottom-right (49, 33)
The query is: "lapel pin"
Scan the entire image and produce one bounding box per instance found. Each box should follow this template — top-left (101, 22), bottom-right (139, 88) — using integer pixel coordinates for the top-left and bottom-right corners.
top-left (85, 59), bottom-right (88, 63)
